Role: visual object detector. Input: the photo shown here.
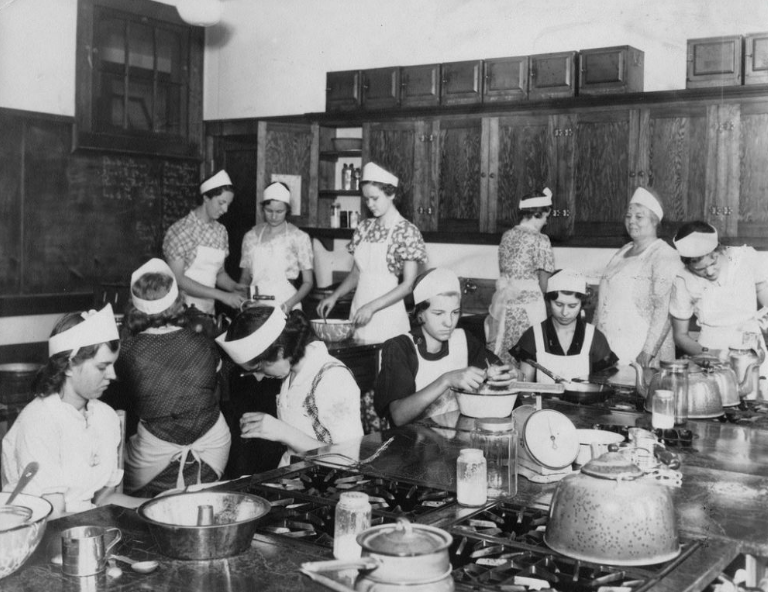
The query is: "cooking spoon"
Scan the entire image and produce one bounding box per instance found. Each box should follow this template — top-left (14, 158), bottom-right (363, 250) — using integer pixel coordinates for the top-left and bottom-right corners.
top-left (110, 554), bottom-right (159, 574)
top-left (5, 461), bottom-right (39, 506)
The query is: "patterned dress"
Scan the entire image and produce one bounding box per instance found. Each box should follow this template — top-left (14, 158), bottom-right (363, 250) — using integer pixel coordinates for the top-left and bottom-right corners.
top-left (347, 218), bottom-right (427, 275)
top-left (489, 225), bottom-right (555, 363)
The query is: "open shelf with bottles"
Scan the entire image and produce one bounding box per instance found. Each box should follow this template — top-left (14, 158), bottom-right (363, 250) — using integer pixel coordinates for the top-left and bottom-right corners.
top-left (318, 125), bottom-right (364, 230)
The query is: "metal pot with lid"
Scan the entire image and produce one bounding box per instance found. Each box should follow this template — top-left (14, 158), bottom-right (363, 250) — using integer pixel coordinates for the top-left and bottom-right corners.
top-left (545, 446), bottom-right (680, 566)
top-left (301, 518), bottom-right (454, 591)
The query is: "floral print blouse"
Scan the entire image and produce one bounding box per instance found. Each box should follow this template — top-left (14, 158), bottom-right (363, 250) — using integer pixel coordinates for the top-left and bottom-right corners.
top-left (347, 218), bottom-right (427, 275)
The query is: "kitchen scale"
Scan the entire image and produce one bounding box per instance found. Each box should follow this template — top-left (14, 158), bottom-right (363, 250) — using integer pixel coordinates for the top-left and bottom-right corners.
top-left (512, 406), bottom-right (580, 483)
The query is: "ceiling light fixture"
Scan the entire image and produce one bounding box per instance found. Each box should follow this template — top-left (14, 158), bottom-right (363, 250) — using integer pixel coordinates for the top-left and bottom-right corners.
top-left (176, 0), bottom-right (222, 27)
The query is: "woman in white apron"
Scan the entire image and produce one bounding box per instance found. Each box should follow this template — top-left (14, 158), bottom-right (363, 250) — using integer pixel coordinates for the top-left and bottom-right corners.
top-left (163, 169), bottom-right (247, 315)
top-left (239, 182), bottom-right (313, 312)
top-left (593, 187), bottom-right (683, 367)
top-left (670, 221), bottom-right (768, 377)
top-left (216, 306), bottom-right (363, 467)
top-left (375, 269), bottom-right (514, 426)
top-left (117, 259), bottom-right (231, 496)
top-left (513, 270), bottom-right (618, 383)
top-left (486, 189), bottom-right (555, 365)
top-left (317, 163), bottom-right (427, 342)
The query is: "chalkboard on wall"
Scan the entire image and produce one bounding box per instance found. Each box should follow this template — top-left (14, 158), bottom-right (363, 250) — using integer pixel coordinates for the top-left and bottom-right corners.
top-left (5, 112), bottom-right (200, 300)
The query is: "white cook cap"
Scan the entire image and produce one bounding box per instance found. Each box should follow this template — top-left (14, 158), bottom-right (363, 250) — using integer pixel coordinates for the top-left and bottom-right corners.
top-left (413, 268), bottom-right (461, 304)
top-left (674, 226), bottom-right (719, 258)
top-left (130, 258), bottom-right (179, 315)
top-left (216, 306), bottom-right (287, 366)
top-left (263, 182), bottom-right (291, 204)
top-left (520, 188), bottom-right (553, 209)
top-left (361, 163), bottom-right (399, 187)
top-left (48, 304), bottom-right (119, 358)
top-left (200, 170), bottom-right (232, 195)
top-left (547, 269), bottom-right (586, 295)
top-left (629, 187), bottom-right (663, 221)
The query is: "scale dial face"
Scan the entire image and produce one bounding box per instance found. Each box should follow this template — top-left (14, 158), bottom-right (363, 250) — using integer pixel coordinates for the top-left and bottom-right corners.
top-left (523, 409), bottom-right (580, 469)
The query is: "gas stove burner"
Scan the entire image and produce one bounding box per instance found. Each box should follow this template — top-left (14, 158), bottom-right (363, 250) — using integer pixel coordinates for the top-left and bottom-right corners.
top-left (250, 464), bottom-right (455, 517)
top-left (447, 502), bottom-right (702, 592)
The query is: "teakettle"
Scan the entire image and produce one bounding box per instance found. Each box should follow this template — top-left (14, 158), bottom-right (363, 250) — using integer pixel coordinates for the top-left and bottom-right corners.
top-left (631, 356), bottom-right (759, 417)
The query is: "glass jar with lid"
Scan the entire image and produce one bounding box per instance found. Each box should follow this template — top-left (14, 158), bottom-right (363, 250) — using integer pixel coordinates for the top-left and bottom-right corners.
top-left (333, 491), bottom-right (371, 559)
top-left (471, 417), bottom-right (517, 499)
top-left (456, 448), bottom-right (487, 507)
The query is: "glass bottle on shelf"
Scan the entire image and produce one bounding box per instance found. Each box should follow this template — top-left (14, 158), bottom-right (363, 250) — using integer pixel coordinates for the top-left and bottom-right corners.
top-left (330, 202), bottom-right (341, 228)
top-left (352, 167), bottom-right (361, 191)
top-left (341, 163), bottom-right (353, 191)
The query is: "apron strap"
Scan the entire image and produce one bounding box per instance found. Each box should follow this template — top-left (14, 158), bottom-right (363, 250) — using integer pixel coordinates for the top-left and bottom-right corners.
top-left (302, 361), bottom-right (355, 444)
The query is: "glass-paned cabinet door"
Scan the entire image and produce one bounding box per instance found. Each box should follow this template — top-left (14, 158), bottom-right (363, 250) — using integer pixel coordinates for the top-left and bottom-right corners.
top-left (76, 0), bottom-right (203, 158)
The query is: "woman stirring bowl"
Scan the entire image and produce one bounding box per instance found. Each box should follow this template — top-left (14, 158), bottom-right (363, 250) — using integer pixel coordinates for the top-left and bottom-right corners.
top-left (1, 305), bottom-right (147, 516)
top-left (375, 268), bottom-right (514, 427)
top-left (317, 162), bottom-right (427, 342)
top-left (511, 270), bottom-right (618, 383)
top-left (217, 306), bottom-right (363, 466)
top-left (593, 187), bottom-right (682, 368)
top-left (670, 221), bottom-right (768, 377)
top-left (239, 181), bottom-right (314, 312)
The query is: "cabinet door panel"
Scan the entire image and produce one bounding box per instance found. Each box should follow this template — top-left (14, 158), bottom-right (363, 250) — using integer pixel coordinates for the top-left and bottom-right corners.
top-left (646, 107), bottom-right (708, 231)
top-left (365, 121), bottom-right (422, 225)
top-left (739, 104), bottom-right (768, 238)
top-left (574, 111), bottom-right (631, 235)
top-left (494, 115), bottom-right (551, 232)
top-left (437, 118), bottom-right (482, 232)
top-left (257, 121), bottom-right (318, 228)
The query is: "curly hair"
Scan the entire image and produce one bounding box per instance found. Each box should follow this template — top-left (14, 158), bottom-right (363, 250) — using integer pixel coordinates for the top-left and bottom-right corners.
top-left (33, 312), bottom-right (120, 397)
top-left (122, 272), bottom-right (187, 335)
top-left (225, 307), bottom-right (316, 369)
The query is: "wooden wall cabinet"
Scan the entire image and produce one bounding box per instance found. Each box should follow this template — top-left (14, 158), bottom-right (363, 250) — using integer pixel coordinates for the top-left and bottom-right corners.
top-left (529, 51), bottom-right (578, 100)
top-left (362, 67), bottom-right (401, 110)
top-left (744, 32), bottom-right (768, 85)
top-left (578, 45), bottom-right (644, 96)
top-left (400, 64), bottom-right (442, 109)
top-left (441, 60), bottom-right (484, 106)
top-left (686, 36), bottom-right (743, 89)
top-left (326, 70), bottom-right (362, 112)
top-left (483, 56), bottom-right (528, 103)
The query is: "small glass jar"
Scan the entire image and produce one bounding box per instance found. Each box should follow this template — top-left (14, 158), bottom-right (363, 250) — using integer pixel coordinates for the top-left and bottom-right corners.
top-left (471, 418), bottom-right (517, 499)
top-left (652, 389), bottom-right (675, 429)
top-left (333, 492), bottom-right (371, 559)
top-left (341, 163), bottom-right (353, 191)
top-left (456, 448), bottom-right (487, 507)
top-left (657, 360), bottom-right (689, 425)
top-left (330, 202), bottom-right (341, 229)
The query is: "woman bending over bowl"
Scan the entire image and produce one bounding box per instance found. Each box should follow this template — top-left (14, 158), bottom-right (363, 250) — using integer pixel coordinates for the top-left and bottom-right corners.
top-left (1, 305), bottom-right (147, 516)
top-left (511, 270), bottom-right (618, 383)
top-left (375, 268), bottom-right (515, 427)
top-left (217, 307), bottom-right (363, 466)
top-left (670, 221), bottom-right (768, 376)
top-left (117, 259), bottom-right (231, 496)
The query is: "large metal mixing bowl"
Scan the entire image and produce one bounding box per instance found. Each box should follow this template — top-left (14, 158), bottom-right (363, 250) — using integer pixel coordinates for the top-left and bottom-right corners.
top-left (138, 491), bottom-right (270, 560)
top-left (0, 492), bottom-right (52, 580)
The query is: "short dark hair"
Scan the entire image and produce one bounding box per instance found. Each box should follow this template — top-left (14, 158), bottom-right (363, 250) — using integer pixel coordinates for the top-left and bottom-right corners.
top-left (225, 307), bottom-right (315, 369)
top-left (360, 180), bottom-right (398, 198)
top-left (545, 290), bottom-right (587, 304)
top-left (123, 272), bottom-right (187, 335)
top-left (518, 190), bottom-right (552, 220)
top-left (674, 220), bottom-right (721, 265)
top-left (34, 312), bottom-right (120, 396)
top-left (200, 171), bottom-right (234, 200)
top-left (409, 269), bottom-right (462, 325)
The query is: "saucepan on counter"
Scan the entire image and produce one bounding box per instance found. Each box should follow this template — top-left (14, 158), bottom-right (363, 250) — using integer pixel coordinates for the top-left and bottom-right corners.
top-left (526, 360), bottom-right (613, 405)
top-left (301, 518), bottom-right (454, 592)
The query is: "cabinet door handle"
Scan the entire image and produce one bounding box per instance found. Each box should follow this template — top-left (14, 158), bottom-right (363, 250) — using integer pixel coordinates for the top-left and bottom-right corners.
top-left (463, 281), bottom-right (478, 294)
top-left (481, 172), bottom-right (486, 178)
top-left (637, 171), bottom-right (645, 178)
top-left (489, 172), bottom-right (495, 179)
top-left (629, 171), bottom-right (636, 178)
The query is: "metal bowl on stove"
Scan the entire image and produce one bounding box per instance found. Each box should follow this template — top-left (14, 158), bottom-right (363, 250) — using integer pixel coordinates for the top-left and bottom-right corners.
top-left (138, 491), bottom-right (270, 560)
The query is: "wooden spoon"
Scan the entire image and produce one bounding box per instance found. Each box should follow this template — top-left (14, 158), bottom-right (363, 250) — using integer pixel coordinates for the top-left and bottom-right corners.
top-left (5, 462), bottom-right (39, 506)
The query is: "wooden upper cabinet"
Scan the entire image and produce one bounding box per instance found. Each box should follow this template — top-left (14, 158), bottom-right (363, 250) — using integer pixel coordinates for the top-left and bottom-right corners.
top-left (578, 46), bottom-right (644, 96)
top-left (686, 36), bottom-right (743, 89)
top-left (75, 0), bottom-right (203, 158)
top-left (256, 121), bottom-right (318, 228)
top-left (744, 32), bottom-right (768, 86)
top-left (529, 51), bottom-right (577, 100)
top-left (734, 101), bottom-right (768, 240)
top-left (483, 56), bottom-right (528, 103)
top-left (441, 61), bottom-right (484, 106)
top-left (573, 110), bottom-right (633, 236)
top-left (400, 64), bottom-right (442, 109)
top-left (362, 67), bottom-right (401, 110)
top-left (326, 70), bottom-right (362, 112)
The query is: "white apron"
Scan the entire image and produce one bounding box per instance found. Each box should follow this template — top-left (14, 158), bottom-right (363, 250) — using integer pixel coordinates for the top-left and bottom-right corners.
top-left (249, 225), bottom-right (301, 310)
top-left (412, 329), bottom-right (469, 419)
top-left (124, 413), bottom-right (231, 493)
top-left (350, 222), bottom-right (410, 342)
top-left (533, 323), bottom-right (594, 383)
top-left (184, 245), bottom-right (226, 314)
top-left (694, 249), bottom-right (768, 375)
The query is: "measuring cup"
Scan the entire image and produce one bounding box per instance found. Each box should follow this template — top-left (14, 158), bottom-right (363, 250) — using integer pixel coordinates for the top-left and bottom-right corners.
top-left (61, 525), bottom-right (122, 576)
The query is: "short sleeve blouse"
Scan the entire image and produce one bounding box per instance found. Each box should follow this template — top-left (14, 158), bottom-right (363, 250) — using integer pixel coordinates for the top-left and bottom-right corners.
top-left (239, 223), bottom-right (314, 279)
top-left (347, 218), bottom-right (427, 275)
